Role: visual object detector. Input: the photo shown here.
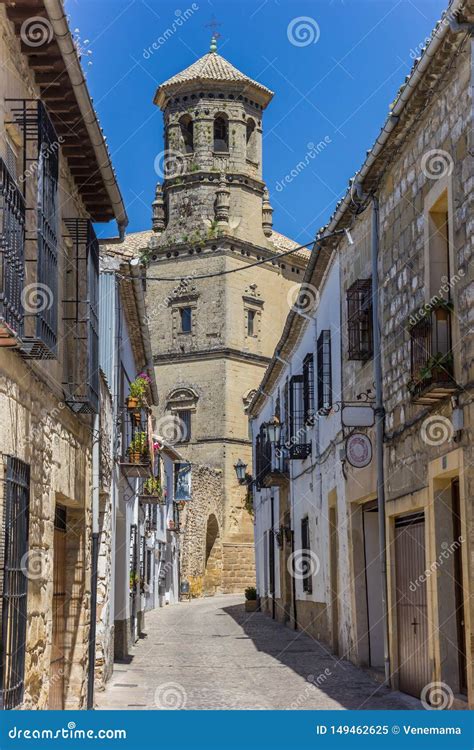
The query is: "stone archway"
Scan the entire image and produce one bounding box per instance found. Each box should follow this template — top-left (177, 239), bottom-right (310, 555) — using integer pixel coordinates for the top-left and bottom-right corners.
top-left (203, 514), bottom-right (222, 596)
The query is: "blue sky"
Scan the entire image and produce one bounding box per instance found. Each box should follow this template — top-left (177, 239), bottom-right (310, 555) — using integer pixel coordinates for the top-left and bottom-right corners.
top-left (66, 0), bottom-right (447, 242)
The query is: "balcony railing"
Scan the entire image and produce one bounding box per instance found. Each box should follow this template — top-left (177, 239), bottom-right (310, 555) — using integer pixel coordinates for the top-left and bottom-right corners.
top-left (409, 304), bottom-right (457, 404)
top-left (119, 406), bottom-right (153, 479)
top-left (7, 100), bottom-right (59, 359)
top-left (255, 428), bottom-right (289, 489)
top-left (0, 159), bottom-right (25, 345)
top-left (62, 219), bottom-right (99, 413)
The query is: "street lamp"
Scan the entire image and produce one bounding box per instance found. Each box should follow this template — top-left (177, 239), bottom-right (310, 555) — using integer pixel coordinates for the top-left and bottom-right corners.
top-left (265, 415), bottom-right (281, 445)
top-left (234, 458), bottom-right (247, 484)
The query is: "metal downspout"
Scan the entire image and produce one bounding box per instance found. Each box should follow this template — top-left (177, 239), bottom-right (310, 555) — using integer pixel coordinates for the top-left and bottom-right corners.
top-left (371, 196), bottom-right (390, 686)
top-left (87, 413), bottom-right (100, 709)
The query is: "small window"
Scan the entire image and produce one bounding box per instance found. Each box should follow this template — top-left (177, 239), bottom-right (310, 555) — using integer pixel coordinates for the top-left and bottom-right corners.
top-left (347, 279), bottom-right (373, 360)
top-left (176, 409), bottom-right (191, 442)
top-left (247, 309), bottom-right (256, 336)
top-left (301, 517), bottom-right (313, 594)
top-left (213, 115), bottom-right (228, 152)
top-left (180, 307), bottom-right (192, 333)
top-left (317, 330), bottom-right (332, 411)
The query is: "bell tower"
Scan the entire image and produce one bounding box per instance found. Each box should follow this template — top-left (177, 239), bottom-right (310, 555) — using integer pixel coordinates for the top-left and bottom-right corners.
top-left (144, 38), bottom-right (308, 595)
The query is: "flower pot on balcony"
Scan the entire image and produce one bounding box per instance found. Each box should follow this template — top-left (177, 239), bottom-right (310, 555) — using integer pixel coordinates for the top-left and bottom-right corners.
top-left (128, 450), bottom-right (143, 464)
top-left (126, 396), bottom-right (139, 410)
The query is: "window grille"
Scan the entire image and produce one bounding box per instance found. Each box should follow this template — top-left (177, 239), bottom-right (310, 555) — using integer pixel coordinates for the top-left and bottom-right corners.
top-left (302, 353), bottom-right (315, 423)
top-left (347, 279), bottom-right (373, 360)
top-left (0, 457), bottom-right (30, 710)
top-left (0, 159), bottom-right (25, 341)
top-left (7, 100), bottom-right (59, 359)
top-left (62, 219), bottom-right (99, 413)
top-left (317, 330), bottom-right (332, 411)
top-left (300, 517), bottom-right (313, 594)
top-left (289, 375), bottom-right (311, 459)
top-left (176, 410), bottom-right (191, 442)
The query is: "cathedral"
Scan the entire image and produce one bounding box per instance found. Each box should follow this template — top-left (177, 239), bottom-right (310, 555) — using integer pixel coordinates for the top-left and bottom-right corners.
top-left (111, 38), bottom-right (308, 594)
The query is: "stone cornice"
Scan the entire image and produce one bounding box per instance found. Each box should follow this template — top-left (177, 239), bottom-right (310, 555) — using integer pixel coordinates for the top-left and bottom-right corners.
top-left (153, 347), bottom-right (271, 367)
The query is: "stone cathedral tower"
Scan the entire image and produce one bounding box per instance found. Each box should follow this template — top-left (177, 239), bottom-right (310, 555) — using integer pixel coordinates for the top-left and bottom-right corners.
top-left (118, 39), bottom-right (308, 595)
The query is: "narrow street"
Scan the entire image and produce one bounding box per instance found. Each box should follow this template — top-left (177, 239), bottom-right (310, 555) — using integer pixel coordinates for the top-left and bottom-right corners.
top-left (96, 595), bottom-right (418, 710)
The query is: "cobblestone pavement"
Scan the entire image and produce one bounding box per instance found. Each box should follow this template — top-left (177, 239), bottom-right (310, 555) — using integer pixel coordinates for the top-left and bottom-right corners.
top-left (96, 595), bottom-right (419, 710)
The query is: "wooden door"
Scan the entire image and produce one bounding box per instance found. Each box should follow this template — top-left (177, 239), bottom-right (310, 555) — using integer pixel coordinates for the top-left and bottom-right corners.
top-left (49, 508), bottom-right (66, 709)
top-left (395, 513), bottom-right (430, 698)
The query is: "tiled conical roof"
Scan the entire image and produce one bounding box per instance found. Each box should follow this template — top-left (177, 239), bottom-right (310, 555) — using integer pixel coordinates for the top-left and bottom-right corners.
top-left (154, 51), bottom-right (273, 108)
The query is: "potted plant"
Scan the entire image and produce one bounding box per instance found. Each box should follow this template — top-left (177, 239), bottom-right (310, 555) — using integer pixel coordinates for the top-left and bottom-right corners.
top-left (126, 373), bottom-right (151, 410)
top-left (143, 477), bottom-right (163, 501)
top-left (244, 586), bottom-right (258, 612)
top-left (128, 431), bottom-right (148, 463)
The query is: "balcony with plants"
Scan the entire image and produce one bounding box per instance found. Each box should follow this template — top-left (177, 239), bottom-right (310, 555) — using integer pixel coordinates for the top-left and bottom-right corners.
top-left (120, 373), bottom-right (154, 478)
top-left (408, 301), bottom-right (457, 405)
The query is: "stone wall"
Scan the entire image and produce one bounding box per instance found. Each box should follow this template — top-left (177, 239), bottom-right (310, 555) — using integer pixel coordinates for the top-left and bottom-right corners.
top-left (0, 351), bottom-right (92, 709)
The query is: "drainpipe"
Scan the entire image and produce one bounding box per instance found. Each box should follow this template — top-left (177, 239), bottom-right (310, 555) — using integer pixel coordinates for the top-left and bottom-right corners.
top-left (370, 196), bottom-right (390, 686)
top-left (87, 412), bottom-right (100, 709)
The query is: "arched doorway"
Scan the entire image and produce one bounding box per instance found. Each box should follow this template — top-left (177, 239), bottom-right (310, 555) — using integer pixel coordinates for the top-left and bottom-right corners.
top-left (203, 514), bottom-right (222, 596)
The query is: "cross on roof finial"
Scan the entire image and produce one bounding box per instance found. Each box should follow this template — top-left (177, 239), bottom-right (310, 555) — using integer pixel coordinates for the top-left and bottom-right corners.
top-left (205, 18), bottom-right (222, 52)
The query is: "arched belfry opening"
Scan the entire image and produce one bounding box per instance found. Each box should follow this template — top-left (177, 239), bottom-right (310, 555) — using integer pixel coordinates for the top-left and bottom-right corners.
top-left (203, 514), bottom-right (222, 596)
top-left (179, 114), bottom-right (194, 153)
top-left (213, 114), bottom-right (228, 152)
top-left (246, 118), bottom-right (257, 162)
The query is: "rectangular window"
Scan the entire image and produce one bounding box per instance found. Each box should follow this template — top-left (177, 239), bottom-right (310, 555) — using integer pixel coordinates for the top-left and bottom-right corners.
top-left (317, 330), bottom-right (332, 411)
top-left (247, 309), bottom-right (256, 336)
top-left (180, 307), bottom-right (192, 333)
top-left (289, 375), bottom-right (311, 459)
top-left (347, 279), bottom-right (373, 360)
top-left (176, 409), bottom-right (191, 442)
top-left (0, 457), bottom-right (30, 709)
top-left (302, 354), bottom-right (315, 423)
top-left (301, 517), bottom-right (313, 594)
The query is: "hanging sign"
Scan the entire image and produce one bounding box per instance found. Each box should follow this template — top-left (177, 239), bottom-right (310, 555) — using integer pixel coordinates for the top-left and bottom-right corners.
top-left (346, 433), bottom-right (372, 468)
top-left (341, 405), bottom-right (375, 428)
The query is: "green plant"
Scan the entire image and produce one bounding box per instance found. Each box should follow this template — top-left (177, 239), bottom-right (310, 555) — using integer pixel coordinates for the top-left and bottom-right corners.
top-left (245, 586), bottom-right (257, 601)
top-left (143, 477), bottom-right (162, 497)
top-left (418, 352), bottom-right (453, 382)
top-left (243, 473), bottom-right (254, 517)
top-left (130, 373), bottom-right (150, 403)
top-left (130, 571), bottom-right (139, 590)
top-left (129, 431), bottom-right (148, 456)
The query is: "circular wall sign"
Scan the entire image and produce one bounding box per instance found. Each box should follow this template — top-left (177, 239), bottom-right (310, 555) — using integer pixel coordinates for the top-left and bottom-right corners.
top-left (346, 433), bottom-right (372, 468)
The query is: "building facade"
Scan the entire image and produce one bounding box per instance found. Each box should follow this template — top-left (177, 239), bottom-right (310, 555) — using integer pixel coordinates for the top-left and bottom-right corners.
top-left (0, 0), bottom-right (126, 709)
top-left (250, 0), bottom-right (473, 709)
top-left (104, 40), bottom-right (309, 596)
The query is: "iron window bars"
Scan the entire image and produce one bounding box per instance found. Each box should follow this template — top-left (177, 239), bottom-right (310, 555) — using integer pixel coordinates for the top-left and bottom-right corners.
top-left (289, 375), bottom-right (311, 460)
top-left (302, 353), bottom-right (315, 424)
top-left (0, 457), bottom-right (30, 710)
top-left (6, 100), bottom-right (59, 359)
top-left (410, 306), bottom-right (455, 398)
top-left (300, 517), bottom-right (313, 594)
top-left (317, 330), bottom-right (332, 411)
top-left (62, 219), bottom-right (99, 413)
top-left (0, 159), bottom-right (26, 344)
top-left (347, 278), bottom-right (373, 361)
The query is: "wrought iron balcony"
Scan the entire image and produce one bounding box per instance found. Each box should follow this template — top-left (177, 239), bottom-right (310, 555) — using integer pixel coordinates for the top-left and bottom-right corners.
top-left (409, 304), bottom-right (457, 405)
top-left (0, 158), bottom-right (25, 346)
top-left (119, 405), bottom-right (153, 479)
top-left (255, 429), bottom-right (289, 489)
